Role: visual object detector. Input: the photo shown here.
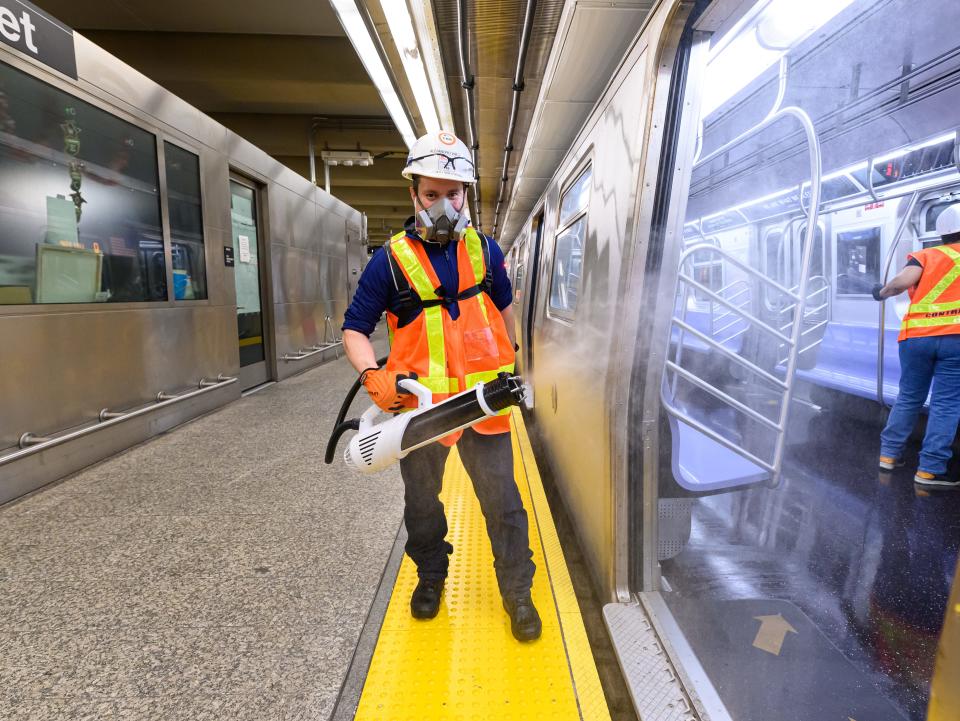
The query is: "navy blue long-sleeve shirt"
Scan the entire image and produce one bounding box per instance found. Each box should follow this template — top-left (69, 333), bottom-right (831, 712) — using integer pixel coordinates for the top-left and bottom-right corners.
top-left (342, 227), bottom-right (513, 337)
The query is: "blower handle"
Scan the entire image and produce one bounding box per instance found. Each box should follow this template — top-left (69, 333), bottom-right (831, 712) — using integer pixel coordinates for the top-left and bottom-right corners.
top-left (324, 354), bottom-right (388, 464)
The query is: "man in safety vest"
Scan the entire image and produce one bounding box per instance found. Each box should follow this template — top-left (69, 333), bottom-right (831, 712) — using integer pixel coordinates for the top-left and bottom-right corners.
top-left (341, 131), bottom-right (541, 640)
top-left (874, 203), bottom-right (960, 489)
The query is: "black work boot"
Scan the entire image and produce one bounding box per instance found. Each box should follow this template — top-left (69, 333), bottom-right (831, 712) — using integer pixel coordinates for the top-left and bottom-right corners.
top-left (503, 593), bottom-right (542, 641)
top-left (410, 578), bottom-right (444, 619)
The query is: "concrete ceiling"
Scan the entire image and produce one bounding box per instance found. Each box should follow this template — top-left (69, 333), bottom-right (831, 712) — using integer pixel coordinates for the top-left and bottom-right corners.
top-left (32, 0), bottom-right (414, 245)
top-left (32, 0), bottom-right (567, 247)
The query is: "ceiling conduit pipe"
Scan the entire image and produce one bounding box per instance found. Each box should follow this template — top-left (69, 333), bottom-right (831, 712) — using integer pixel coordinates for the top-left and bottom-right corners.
top-left (456, 0), bottom-right (482, 227)
top-left (492, 0), bottom-right (537, 237)
top-left (307, 116), bottom-right (328, 187)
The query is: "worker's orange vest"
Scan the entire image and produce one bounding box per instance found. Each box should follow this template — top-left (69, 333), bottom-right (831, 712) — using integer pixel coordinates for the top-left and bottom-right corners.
top-left (899, 244), bottom-right (960, 341)
top-left (385, 228), bottom-right (515, 446)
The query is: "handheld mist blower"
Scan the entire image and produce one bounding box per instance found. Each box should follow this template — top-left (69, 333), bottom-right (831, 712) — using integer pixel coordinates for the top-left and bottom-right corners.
top-left (325, 367), bottom-right (526, 473)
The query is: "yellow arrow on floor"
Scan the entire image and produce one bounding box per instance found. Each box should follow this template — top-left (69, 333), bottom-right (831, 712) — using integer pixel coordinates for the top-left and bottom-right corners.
top-left (752, 613), bottom-right (797, 655)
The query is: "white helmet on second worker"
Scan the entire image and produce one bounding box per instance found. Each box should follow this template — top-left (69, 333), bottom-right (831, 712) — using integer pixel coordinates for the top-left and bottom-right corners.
top-left (402, 131), bottom-right (477, 185)
top-left (936, 204), bottom-right (960, 237)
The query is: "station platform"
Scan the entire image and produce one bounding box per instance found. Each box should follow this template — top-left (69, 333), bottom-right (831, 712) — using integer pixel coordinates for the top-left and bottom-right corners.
top-left (0, 342), bottom-right (616, 720)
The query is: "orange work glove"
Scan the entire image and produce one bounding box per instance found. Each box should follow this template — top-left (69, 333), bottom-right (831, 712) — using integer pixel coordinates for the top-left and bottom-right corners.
top-left (361, 368), bottom-right (414, 412)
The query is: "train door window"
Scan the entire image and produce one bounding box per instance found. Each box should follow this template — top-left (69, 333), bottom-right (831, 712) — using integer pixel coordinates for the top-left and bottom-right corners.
top-left (836, 227), bottom-right (881, 295)
top-left (799, 223), bottom-right (826, 280)
top-left (0, 60), bottom-right (165, 305)
top-left (163, 143), bottom-right (207, 300)
top-left (761, 227), bottom-right (784, 310)
top-left (514, 263), bottom-right (525, 304)
top-left (549, 164), bottom-right (592, 319)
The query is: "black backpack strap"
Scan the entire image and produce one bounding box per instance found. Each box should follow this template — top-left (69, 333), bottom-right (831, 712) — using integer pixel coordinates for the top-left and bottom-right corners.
top-left (480, 234), bottom-right (494, 296)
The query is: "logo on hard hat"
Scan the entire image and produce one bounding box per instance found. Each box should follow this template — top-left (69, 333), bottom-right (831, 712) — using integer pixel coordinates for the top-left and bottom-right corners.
top-left (438, 132), bottom-right (456, 146)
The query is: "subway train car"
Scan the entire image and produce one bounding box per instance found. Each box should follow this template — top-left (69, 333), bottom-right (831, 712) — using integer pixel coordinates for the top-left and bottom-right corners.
top-left (503, 0), bottom-right (960, 718)
top-left (0, 33), bottom-right (365, 505)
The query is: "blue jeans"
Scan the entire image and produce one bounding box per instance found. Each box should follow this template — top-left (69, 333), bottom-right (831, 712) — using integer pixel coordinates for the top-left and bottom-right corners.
top-left (880, 335), bottom-right (960, 474)
top-left (398, 428), bottom-right (536, 598)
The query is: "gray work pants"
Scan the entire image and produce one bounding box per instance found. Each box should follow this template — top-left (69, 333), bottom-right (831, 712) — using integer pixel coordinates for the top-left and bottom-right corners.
top-left (398, 428), bottom-right (536, 599)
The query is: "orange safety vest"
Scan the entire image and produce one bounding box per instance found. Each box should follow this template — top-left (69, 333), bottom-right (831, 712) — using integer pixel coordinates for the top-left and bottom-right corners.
top-left (899, 244), bottom-right (960, 341)
top-left (384, 227), bottom-right (515, 446)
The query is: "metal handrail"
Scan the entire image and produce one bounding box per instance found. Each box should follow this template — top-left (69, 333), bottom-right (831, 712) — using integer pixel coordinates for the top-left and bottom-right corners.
top-left (678, 273), bottom-right (794, 344)
top-left (667, 411), bottom-right (777, 474)
top-left (665, 361), bottom-right (781, 431)
top-left (2, 374), bottom-right (237, 468)
top-left (877, 192), bottom-right (920, 406)
top-left (680, 242), bottom-right (803, 300)
top-left (664, 104), bottom-right (823, 487)
top-left (282, 315), bottom-right (343, 362)
top-left (673, 318), bottom-right (788, 389)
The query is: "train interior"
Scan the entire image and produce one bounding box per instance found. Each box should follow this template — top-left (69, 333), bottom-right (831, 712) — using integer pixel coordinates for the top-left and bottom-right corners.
top-left (656, 0), bottom-right (960, 718)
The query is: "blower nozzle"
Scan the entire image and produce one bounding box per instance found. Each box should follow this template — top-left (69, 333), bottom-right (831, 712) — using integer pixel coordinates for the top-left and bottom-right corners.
top-left (339, 373), bottom-right (526, 473)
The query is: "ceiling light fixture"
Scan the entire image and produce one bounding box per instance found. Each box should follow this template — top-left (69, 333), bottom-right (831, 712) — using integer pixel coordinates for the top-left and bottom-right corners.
top-left (329, 0), bottom-right (417, 148)
top-left (404, 0), bottom-right (455, 130)
top-left (380, 0), bottom-right (441, 134)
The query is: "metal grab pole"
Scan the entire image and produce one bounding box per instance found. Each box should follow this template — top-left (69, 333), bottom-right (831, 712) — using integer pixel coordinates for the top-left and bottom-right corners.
top-left (770, 107), bottom-right (822, 484)
top-left (877, 192), bottom-right (920, 406)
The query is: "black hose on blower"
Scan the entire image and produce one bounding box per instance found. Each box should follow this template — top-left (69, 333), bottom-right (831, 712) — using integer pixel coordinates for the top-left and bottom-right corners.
top-left (324, 355), bottom-right (387, 464)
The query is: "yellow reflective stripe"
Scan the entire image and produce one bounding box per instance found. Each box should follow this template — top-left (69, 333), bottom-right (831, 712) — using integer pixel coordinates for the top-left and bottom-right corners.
top-left (464, 361), bottom-right (517, 416)
top-left (464, 363), bottom-right (516, 388)
top-left (905, 314), bottom-right (960, 329)
top-left (423, 305), bottom-right (447, 384)
top-left (915, 246), bottom-right (960, 305)
top-left (416, 376), bottom-right (460, 393)
top-left (391, 238), bottom-right (439, 299)
top-left (464, 228), bottom-right (486, 285)
top-left (475, 292), bottom-right (489, 323)
top-left (910, 298), bottom-right (960, 314)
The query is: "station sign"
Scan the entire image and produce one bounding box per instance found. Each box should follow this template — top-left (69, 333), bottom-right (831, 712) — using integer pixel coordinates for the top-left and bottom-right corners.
top-left (0, 0), bottom-right (76, 79)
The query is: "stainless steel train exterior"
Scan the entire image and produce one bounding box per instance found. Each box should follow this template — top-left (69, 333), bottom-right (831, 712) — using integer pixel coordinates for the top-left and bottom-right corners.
top-left (504, 0), bottom-right (960, 718)
top-left (0, 35), bottom-right (365, 505)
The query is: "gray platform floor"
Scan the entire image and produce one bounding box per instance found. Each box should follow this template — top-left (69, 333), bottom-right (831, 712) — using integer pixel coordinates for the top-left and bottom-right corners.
top-left (0, 339), bottom-right (404, 721)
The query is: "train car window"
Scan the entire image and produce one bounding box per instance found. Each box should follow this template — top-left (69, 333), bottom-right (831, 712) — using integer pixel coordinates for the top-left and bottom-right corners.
top-left (836, 227), bottom-right (881, 295)
top-left (0, 61), bottom-right (165, 305)
top-left (558, 166), bottom-right (592, 228)
top-left (924, 200), bottom-right (958, 233)
top-left (164, 143), bottom-right (207, 300)
top-left (549, 164), bottom-right (592, 319)
top-left (513, 263), bottom-right (525, 304)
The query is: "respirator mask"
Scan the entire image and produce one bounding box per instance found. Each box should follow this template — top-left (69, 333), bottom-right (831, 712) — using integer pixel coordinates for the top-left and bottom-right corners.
top-left (417, 197), bottom-right (469, 243)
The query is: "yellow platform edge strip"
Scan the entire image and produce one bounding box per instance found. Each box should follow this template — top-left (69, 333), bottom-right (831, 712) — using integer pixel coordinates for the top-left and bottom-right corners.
top-left (511, 408), bottom-right (612, 721)
top-left (354, 409), bottom-right (611, 721)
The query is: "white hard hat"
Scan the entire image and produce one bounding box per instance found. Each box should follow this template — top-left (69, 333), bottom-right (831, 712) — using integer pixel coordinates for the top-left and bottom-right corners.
top-left (936, 204), bottom-right (960, 236)
top-left (402, 131), bottom-right (476, 184)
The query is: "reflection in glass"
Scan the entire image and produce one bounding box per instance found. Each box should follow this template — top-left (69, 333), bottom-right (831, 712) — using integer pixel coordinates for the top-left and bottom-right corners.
top-left (549, 216), bottom-right (585, 316)
top-left (0, 60), bottom-right (164, 304)
top-left (558, 166), bottom-right (592, 228)
top-left (164, 142), bottom-right (207, 300)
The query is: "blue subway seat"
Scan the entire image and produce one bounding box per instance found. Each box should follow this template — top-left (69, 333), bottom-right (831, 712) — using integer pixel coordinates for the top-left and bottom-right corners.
top-left (792, 322), bottom-right (902, 405)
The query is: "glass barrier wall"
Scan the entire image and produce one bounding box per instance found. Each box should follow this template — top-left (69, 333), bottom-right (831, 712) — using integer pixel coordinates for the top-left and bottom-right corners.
top-left (0, 60), bottom-right (164, 304)
top-left (164, 142), bottom-right (207, 300)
